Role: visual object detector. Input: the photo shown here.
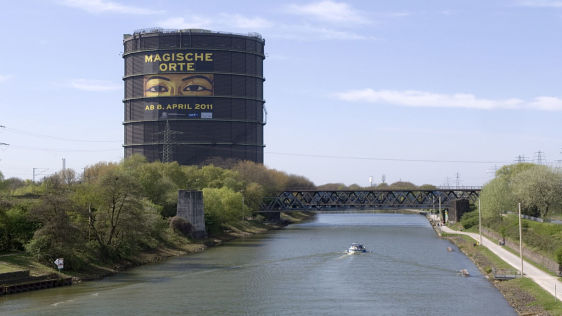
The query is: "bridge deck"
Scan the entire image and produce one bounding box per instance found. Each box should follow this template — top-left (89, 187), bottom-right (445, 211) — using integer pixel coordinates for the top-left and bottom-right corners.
top-left (260, 188), bottom-right (481, 212)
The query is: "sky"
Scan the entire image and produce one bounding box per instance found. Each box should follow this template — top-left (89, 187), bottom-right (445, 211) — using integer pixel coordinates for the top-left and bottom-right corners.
top-left (0, 0), bottom-right (561, 187)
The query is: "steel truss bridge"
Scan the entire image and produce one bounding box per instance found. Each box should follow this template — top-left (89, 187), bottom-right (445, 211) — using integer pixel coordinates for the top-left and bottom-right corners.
top-left (260, 188), bottom-right (481, 212)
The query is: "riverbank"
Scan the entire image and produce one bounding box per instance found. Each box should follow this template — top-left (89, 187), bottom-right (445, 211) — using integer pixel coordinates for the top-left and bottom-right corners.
top-left (428, 217), bottom-right (561, 315)
top-left (1, 212), bottom-right (315, 291)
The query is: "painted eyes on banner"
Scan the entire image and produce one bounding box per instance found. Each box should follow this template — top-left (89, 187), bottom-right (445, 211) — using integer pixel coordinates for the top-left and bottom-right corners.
top-left (184, 84), bottom-right (209, 92)
top-left (180, 77), bottom-right (212, 96)
top-left (144, 74), bottom-right (213, 97)
top-left (147, 85), bottom-right (169, 93)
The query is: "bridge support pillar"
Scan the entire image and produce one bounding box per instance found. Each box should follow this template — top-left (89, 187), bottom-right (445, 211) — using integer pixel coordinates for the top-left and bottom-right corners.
top-left (263, 212), bottom-right (281, 222)
top-left (448, 199), bottom-right (470, 223)
top-left (177, 190), bottom-right (206, 239)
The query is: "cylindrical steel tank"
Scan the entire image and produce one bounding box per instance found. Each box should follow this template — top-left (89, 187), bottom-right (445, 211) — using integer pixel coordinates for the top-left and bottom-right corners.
top-left (123, 29), bottom-right (265, 164)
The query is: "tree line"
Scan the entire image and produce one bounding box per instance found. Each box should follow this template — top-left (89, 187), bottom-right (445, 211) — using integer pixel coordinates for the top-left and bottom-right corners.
top-left (0, 155), bottom-right (315, 271)
top-left (480, 163), bottom-right (562, 220)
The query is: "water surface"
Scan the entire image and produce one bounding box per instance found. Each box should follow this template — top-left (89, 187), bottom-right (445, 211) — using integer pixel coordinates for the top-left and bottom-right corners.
top-left (0, 213), bottom-right (515, 315)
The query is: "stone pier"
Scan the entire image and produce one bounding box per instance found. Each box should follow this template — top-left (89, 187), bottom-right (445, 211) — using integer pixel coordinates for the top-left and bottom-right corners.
top-left (177, 190), bottom-right (206, 239)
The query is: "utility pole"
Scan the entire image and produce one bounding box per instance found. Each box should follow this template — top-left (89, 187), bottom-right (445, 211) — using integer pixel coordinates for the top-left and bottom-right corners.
top-left (479, 198), bottom-right (482, 245)
top-left (439, 196), bottom-right (442, 223)
top-left (32, 168), bottom-right (48, 183)
top-left (369, 176), bottom-right (373, 188)
top-left (455, 172), bottom-right (461, 188)
top-left (157, 120), bottom-right (183, 163)
top-left (535, 151), bottom-right (545, 165)
top-left (519, 202), bottom-right (524, 277)
top-left (515, 155), bottom-right (527, 164)
top-left (62, 158), bottom-right (66, 171)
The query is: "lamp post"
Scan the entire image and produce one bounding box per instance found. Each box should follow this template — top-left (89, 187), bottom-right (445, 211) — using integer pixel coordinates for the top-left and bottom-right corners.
top-left (519, 202), bottom-right (523, 277)
top-left (479, 198), bottom-right (482, 245)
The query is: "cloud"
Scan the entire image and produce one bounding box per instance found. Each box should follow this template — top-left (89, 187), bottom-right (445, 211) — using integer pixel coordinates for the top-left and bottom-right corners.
top-left (156, 14), bottom-right (272, 31)
top-left (0, 74), bottom-right (11, 83)
top-left (70, 79), bottom-right (121, 92)
top-left (156, 10), bottom-right (373, 41)
top-left (336, 89), bottom-right (562, 111)
top-left (287, 1), bottom-right (369, 24)
top-left (272, 24), bottom-right (375, 40)
top-left (58, 0), bottom-right (161, 14)
top-left (156, 16), bottom-right (213, 29)
top-left (517, 0), bottom-right (562, 7)
top-left (219, 14), bottom-right (273, 29)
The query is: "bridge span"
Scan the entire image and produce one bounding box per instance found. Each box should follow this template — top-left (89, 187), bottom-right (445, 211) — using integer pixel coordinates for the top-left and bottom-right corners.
top-left (260, 187), bottom-right (481, 212)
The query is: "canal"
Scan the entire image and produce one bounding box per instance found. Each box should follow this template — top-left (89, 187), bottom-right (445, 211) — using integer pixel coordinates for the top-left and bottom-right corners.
top-left (1, 213), bottom-right (515, 315)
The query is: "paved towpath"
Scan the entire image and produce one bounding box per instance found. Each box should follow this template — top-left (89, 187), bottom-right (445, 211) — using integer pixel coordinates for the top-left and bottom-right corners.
top-left (441, 225), bottom-right (562, 300)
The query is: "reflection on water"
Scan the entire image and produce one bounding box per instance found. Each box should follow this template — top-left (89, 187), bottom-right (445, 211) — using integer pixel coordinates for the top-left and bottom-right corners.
top-left (0, 213), bottom-right (515, 315)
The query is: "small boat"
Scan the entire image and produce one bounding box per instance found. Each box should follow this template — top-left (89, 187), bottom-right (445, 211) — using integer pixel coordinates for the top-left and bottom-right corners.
top-left (346, 243), bottom-right (367, 254)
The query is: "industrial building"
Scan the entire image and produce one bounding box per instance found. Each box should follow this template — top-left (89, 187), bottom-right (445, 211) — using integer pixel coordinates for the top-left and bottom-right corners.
top-left (123, 29), bottom-right (265, 164)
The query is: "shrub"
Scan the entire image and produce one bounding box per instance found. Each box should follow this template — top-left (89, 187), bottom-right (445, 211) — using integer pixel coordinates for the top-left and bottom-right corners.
top-left (460, 211), bottom-right (479, 229)
top-left (170, 216), bottom-right (193, 237)
top-left (556, 247), bottom-right (562, 265)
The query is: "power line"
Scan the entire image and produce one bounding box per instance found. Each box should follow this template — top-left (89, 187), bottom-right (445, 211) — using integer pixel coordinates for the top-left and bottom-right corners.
top-left (8, 144), bottom-right (121, 153)
top-left (514, 155), bottom-right (527, 163)
top-left (535, 150), bottom-right (545, 165)
top-left (3, 126), bottom-right (121, 143)
top-left (265, 151), bottom-right (509, 164)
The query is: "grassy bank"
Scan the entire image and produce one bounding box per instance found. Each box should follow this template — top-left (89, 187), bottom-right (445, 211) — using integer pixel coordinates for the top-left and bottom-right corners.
top-left (0, 212), bottom-right (315, 284)
top-left (446, 234), bottom-right (562, 315)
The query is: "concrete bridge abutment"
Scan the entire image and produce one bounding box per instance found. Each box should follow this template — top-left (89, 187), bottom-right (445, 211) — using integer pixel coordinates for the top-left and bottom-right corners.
top-left (177, 190), bottom-right (207, 239)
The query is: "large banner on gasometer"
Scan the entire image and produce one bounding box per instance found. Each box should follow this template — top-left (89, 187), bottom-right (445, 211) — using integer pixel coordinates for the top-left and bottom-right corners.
top-left (140, 51), bottom-right (215, 120)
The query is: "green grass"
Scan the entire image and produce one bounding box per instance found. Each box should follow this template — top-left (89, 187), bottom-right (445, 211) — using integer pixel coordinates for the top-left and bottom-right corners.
top-left (0, 252), bottom-right (56, 276)
top-left (514, 277), bottom-right (562, 315)
top-left (460, 235), bottom-right (513, 270)
top-left (458, 235), bottom-right (562, 315)
top-left (0, 261), bottom-right (22, 273)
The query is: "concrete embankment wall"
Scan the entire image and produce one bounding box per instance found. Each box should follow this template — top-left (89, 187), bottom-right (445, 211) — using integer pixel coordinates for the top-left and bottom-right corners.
top-left (1, 271), bottom-right (72, 296)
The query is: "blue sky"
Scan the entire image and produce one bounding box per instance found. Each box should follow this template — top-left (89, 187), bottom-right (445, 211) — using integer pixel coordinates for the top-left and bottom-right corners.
top-left (0, 0), bottom-right (561, 186)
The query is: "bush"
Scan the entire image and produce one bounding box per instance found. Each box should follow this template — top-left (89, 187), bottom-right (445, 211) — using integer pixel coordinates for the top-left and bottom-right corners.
top-left (170, 216), bottom-right (193, 237)
top-left (460, 210), bottom-right (479, 229)
top-left (556, 247), bottom-right (562, 265)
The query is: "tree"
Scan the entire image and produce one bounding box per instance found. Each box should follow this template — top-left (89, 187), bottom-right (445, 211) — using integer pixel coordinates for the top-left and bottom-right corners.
top-left (511, 165), bottom-right (562, 218)
top-left (480, 176), bottom-right (514, 220)
top-left (285, 175), bottom-right (315, 190)
top-left (243, 182), bottom-right (265, 212)
top-left (233, 161), bottom-right (288, 195)
top-left (317, 183), bottom-right (347, 190)
top-left (26, 187), bottom-right (85, 269)
top-left (202, 187), bottom-right (245, 232)
top-left (86, 167), bottom-right (146, 257)
top-left (388, 181), bottom-right (416, 189)
top-left (479, 163), bottom-right (540, 220)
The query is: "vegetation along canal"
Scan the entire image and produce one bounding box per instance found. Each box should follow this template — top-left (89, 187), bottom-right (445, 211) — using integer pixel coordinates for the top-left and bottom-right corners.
top-left (1, 213), bottom-right (515, 315)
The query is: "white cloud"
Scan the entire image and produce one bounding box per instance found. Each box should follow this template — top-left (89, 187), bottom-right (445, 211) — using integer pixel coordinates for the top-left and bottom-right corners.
top-left (58, 0), bottom-right (161, 14)
top-left (336, 89), bottom-right (562, 111)
top-left (156, 16), bottom-right (213, 29)
top-left (517, 0), bottom-right (562, 7)
top-left (0, 74), bottom-right (11, 83)
top-left (287, 1), bottom-right (369, 24)
top-left (272, 24), bottom-right (375, 40)
top-left (219, 14), bottom-right (273, 29)
top-left (70, 79), bottom-right (121, 92)
top-left (156, 11), bottom-right (372, 41)
top-left (156, 14), bottom-right (272, 31)
top-left (528, 96), bottom-right (562, 110)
